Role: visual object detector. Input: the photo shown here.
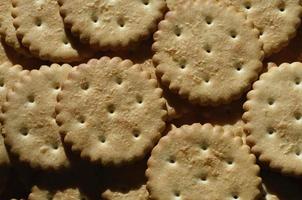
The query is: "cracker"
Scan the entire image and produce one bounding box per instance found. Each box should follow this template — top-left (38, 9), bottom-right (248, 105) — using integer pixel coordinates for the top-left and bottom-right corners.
top-left (58, 0), bottom-right (166, 50)
top-left (11, 0), bottom-right (92, 62)
top-left (0, 0), bottom-right (31, 56)
top-left (2, 64), bottom-right (73, 170)
top-left (153, 0), bottom-right (263, 106)
top-left (166, 0), bottom-right (188, 10)
top-left (221, 0), bottom-right (302, 56)
top-left (102, 184), bottom-right (149, 200)
top-left (0, 134), bottom-right (10, 195)
top-left (0, 40), bottom-right (10, 65)
top-left (146, 123), bottom-right (260, 200)
top-left (56, 57), bottom-right (167, 166)
top-left (28, 186), bottom-right (83, 200)
top-left (244, 62), bottom-right (302, 175)
top-left (101, 159), bottom-right (149, 200)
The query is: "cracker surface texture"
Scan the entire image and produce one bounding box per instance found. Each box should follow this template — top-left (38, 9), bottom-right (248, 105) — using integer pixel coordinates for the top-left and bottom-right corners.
top-left (221, 0), bottom-right (302, 56)
top-left (3, 64), bottom-right (72, 170)
top-left (11, 0), bottom-right (91, 62)
top-left (244, 62), bottom-right (302, 175)
top-left (147, 123), bottom-right (261, 200)
top-left (153, 0), bottom-right (263, 105)
top-left (0, 0), bottom-right (30, 56)
top-left (56, 57), bottom-right (167, 166)
top-left (58, 0), bottom-right (166, 50)
top-left (28, 186), bottom-right (82, 200)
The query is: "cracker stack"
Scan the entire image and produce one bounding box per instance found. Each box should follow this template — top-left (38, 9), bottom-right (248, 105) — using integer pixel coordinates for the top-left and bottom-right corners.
top-left (0, 0), bottom-right (302, 199)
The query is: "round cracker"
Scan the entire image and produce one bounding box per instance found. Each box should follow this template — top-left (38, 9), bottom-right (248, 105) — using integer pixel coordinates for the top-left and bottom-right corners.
top-left (0, 0), bottom-right (31, 56)
top-left (56, 57), bottom-right (167, 166)
top-left (58, 0), bottom-right (166, 50)
top-left (146, 123), bottom-right (261, 200)
top-left (3, 64), bottom-right (73, 170)
top-left (101, 159), bottom-right (149, 200)
top-left (102, 184), bottom-right (149, 200)
top-left (11, 0), bottom-right (92, 62)
top-left (244, 62), bottom-right (302, 175)
top-left (0, 62), bottom-right (26, 194)
top-left (153, 0), bottom-right (263, 106)
top-left (29, 186), bottom-right (85, 200)
top-left (221, 0), bottom-right (302, 56)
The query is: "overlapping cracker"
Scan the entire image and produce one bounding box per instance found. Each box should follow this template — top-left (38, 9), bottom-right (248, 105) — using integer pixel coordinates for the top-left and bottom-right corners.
top-left (2, 64), bottom-right (73, 170)
top-left (153, 0), bottom-right (263, 106)
top-left (56, 57), bottom-right (167, 166)
top-left (11, 0), bottom-right (93, 62)
top-left (221, 0), bottom-right (302, 56)
top-left (244, 62), bottom-right (302, 175)
top-left (0, 0), bottom-right (30, 56)
top-left (147, 124), bottom-right (261, 200)
top-left (58, 0), bottom-right (166, 50)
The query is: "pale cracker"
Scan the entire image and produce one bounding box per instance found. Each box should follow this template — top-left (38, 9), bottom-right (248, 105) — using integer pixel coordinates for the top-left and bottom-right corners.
top-left (3, 64), bottom-right (73, 170)
top-left (147, 123), bottom-right (261, 200)
top-left (0, 0), bottom-right (31, 56)
top-left (221, 0), bottom-right (302, 56)
top-left (58, 0), bottom-right (166, 50)
top-left (244, 62), bottom-right (302, 175)
top-left (153, 0), bottom-right (263, 105)
top-left (56, 57), bottom-right (167, 166)
top-left (11, 0), bottom-right (92, 62)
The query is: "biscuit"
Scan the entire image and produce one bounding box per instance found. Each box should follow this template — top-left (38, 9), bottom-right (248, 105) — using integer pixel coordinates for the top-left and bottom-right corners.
top-left (3, 64), bottom-right (73, 170)
top-left (0, 39), bottom-right (10, 65)
top-left (221, 0), bottom-right (302, 56)
top-left (146, 123), bottom-right (261, 200)
top-left (153, 0), bottom-right (263, 106)
top-left (102, 184), bottom-right (149, 200)
top-left (56, 57), bottom-right (167, 166)
top-left (58, 0), bottom-right (166, 50)
top-left (11, 0), bottom-right (93, 62)
top-left (101, 160), bottom-right (149, 200)
top-left (0, 134), bottom-right (10, 195)
top-left (0, 0), bottom-right (31, 56)
top-left (244, 62), bottom-right (302, 175)
top-left (29, 186), bottom-right (82, 200)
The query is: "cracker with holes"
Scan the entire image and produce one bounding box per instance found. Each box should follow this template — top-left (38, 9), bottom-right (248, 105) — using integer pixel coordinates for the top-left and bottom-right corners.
top-left (244, 62), bottom-right (302, 176)
top-left (0, 0), bottom-right (31, 56)
top-left (221, 0), bottom-right (302, 56)
top-left (11, 0), bottom-right (93, 62)
top-left (56, 57), bottom-right (167, 166)
top-left (153, 0), bottom-right (263, 106)
top-left (146, 123), bottom-right (261, 200)
top-left (58, 0), bottom-right (166, 50)
top-left (3, 64), bottom-right (73, 170)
